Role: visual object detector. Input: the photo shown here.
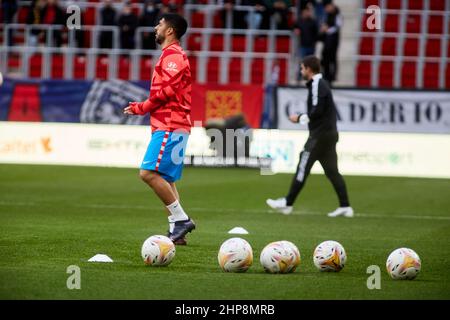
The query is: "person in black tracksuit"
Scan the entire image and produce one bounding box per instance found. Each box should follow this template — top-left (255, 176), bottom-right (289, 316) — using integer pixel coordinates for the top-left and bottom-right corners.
top-left (266, 55), bottom-right (353, 217)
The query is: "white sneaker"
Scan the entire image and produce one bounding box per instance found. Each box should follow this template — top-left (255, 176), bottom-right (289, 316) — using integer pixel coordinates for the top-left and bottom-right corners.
top-left (327, 207), bottom-right (354, 218)
top-left (266, 198), bottom-right (293, 215)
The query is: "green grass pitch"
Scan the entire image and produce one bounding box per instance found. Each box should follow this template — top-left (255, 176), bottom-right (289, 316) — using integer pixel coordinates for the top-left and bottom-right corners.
top-left (1, 164), bottom-right (449, 299)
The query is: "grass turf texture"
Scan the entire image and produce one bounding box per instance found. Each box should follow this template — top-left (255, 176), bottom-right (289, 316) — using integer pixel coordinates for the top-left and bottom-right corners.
top-left (0, 164), bottom-right (449, 300)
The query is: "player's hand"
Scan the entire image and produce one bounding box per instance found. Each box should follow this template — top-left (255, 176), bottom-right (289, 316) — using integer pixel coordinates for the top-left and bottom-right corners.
top-left (289, 114), bottom-right (300, 123)
top-left (123, 102), bottom-right (139, 115)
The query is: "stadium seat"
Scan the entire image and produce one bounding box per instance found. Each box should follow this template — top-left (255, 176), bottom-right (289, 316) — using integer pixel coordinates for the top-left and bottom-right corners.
top-left (446, 63), bottom-right (450, 88)
top-left (276, 36), bottom-right (290, 53)
top-left (378, 61), bottom-right (394, 87)
top-left (429, 1), bottom-right (446, 10)
top-left (187, 33), bottom-right (202, 51)
top-left (386, 0), bottom-right (402, 9)
top-left (425, 39), bottom-right (441, 57)
top-left (381, 37), bottom-right (397, 56)
top-left (140, 56), bottom-right (152, 81)
top-left (253, 36), bottom-right (268, 53)
top-left (405, 14), bottom-right (421, 33)
top-left (73, 55), bottom-right (86, 79)
top-left (251, 58), bottom-right (264, 84)
top-left (423, 62), bottom-right (439, 88)
top-left (191, 11), bottom-right (205, 28)
top-left (427, 15), bottom-right (443, 34)
top-left (210, 34), bottom-right (224, 51)
top-left (356, 61), bottom-right (371, 87)
top-left (228, 58), bottom-right (242, 83)
top-left (51, 54), bottom-right (64, 79)
top-left (364, 0), bottom-right (380, 7)
top-left (384, 14), bottom-right (399, 32)
top-left (407, 0), bottom-right (423, 10)
top-left (231, 35), bottom-right (246, 52)
top-left (29, 54), bottom-right (42, 78)
top-left (96, 56), bottom-right (108, 80)
top-left (359, 37), bottom-right (374, 55)
top-left (401, 61), bottom-right (417, 88)
top-left (207, 57), bottom-right (219, 83)
top-left (403, 38), bottom-right (419, 56)
top-left (118, 56), bottom-right (130, 80)
top-left (189, 56), bottom-right (197, 82)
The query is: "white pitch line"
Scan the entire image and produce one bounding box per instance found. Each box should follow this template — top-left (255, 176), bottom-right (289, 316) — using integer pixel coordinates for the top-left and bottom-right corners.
top-left (0, 201), bottom-right (450, 221)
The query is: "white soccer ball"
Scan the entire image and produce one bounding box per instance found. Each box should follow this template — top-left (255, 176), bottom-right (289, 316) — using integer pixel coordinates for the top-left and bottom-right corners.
top-left (313, 240), bottom-right (346, 272)
top-left (260, 240), bottom-right (301, 274)
top-left (141, 235), bottom-right (176, 266)
top-left (218, 237), bottom-right (253, 272)
top-left (386, 248), bottom-right (421, 280)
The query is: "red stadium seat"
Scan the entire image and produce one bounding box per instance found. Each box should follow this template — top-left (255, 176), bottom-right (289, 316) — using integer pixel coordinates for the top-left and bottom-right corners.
top-left (251, 58), bottom-right (264, 84)
top-left (356, 61), bottom-right (371, 87)
top-left (403, 38), bottom-right (419, 56)
top-left (96, 56), bottom-right (109, 80)
top-left (381, 37), bottom-right (396, 56)
top-left (29, 54), bottom-right (42, 78)
top-left (207, 57), bottom-right (219, 83)
top-left (231, 35), bottom-right (246, 52)
top-left (118, 56), bottom-right (130, 80)
top-left (384, 14), bottom-right (399, 32)
top-left (359, 36), bottom-right (374, 55)
top-left (446, 63), bottom-right (450, 88)
top-left (427, 15), bottom-right (443, 34)
top-left (228, 58), bottom-right (242, 83)
top-left (364, 0), bottom-right (380, 7)
top-left (401, 62), bottom-right (416, 88)
top-left (405, 14), bottom-right (421, 33)
top-left (429, 1), bottom-right (445, 10)
top-left (51, 54), bottom-right (64, 79)
top-left (73, 55), bottom-right (86, 79)
top-left (187, 33), bottom-right (202, 51)
top-left (423, 62), bottom-right (439, 88)
top-left (140, 56), bottom-right (152, 81)
top-left (191, 11), bottom-right (205, 28)
top-left (386, 0), bottom-right (402, 9)
top-left (276, 36), bottom-right (290, 53)
top-left (425, 39), bottom-right (441, 57)
top-left (253, 36), bottom-right (268, 52)
top-left (407, 0), bottom-right (423, 10)
top-left (210, 34), bottom-right (224, 51)
top-left (378, 61), bottom-right (394, 87)
top-left (188, 56), bottom-right (197, 82)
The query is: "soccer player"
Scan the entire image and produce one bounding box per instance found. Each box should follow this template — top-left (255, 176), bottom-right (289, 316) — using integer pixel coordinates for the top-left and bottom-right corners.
top-left (123, 13), bottom-right (195, 244)
top-left (266, 55), bottom-right (354, 218)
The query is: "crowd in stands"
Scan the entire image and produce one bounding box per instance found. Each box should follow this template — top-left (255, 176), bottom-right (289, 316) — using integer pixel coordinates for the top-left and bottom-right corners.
top-left (2, 0), bottom-right (342, 82)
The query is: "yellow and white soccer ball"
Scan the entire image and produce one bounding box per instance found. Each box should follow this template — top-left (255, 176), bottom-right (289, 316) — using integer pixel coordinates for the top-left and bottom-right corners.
top-left (313, 240), bottom-right (346, 272)
top-left (386, 248), bottom-right (421, 280)
top-left (218, 237), bottom-right (253, 272)
top-left (141, 235), bottom-right (176, 266)
top-left (260, 240), bottom-right (301, 274)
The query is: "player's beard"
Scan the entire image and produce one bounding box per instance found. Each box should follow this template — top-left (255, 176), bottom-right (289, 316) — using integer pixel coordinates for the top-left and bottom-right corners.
top-left (155, 33), bottom-right (165, 45)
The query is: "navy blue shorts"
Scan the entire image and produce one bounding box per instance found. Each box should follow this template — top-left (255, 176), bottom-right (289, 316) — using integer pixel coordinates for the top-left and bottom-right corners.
top-left (140, 130), bottom-right (189, 182)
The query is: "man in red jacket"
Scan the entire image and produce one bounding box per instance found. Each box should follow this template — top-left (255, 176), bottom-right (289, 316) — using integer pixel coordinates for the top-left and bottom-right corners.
top-left (124, 13), bottom-right (194, 244)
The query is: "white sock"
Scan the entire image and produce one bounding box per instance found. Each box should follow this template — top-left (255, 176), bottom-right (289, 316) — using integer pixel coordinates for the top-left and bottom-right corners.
top-left (168, 216), bottom-right (175, 233)
top-left (166, 200), bottom-right (189, 222)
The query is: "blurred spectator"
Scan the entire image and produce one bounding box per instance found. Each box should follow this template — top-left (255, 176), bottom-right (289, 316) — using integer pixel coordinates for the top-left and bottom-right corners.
top-left (41, 0), bottom-right (65, 46)
top-left (2, 0), bottom-right (18, 45)
top-left (320, 1), bottom-right (342, 83)
top-left (99, 0), bottom-right (117, 49)
top-left (139, 0), bottom-right (161, 50)
top-left (263, 0), bottom-right (291, 30)
top-left (220, 0), bottom-right (247, 29)
top-left (245, 0), bottom-right (266, 30)
top-left (294, 5), bottom-right (317, 58)
top-left (26, 0), bottom-right (47, 46)
top-left (118, 1), bottom-right (138, 49)
top-left (161, 0), bottom-right (180, 14)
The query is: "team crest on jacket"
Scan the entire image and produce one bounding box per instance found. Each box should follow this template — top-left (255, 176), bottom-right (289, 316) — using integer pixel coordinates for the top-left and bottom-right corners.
top-left (166, 62), bottom-right (178, 72)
